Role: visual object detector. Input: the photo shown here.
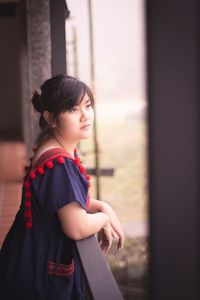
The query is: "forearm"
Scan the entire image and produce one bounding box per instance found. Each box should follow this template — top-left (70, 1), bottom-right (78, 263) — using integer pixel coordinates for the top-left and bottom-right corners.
top-left (86, 198), bottom-right (114, 216)
top-left (75, 211), bottom-right (109, 240)
top-left (86, 198), bottom-right (119, 228)
top-left (86, 197), bottom-right (107, 213)
top-left (57, 202), bottom-right (110, 240)
top-left (88, 198), bottom-right (122, 229)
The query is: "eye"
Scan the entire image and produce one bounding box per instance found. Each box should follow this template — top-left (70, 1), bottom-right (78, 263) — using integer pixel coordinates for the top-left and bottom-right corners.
top-left (86, 103), bottom-right (92, 108)
top-left (69, 107), bottom-right (78, 112)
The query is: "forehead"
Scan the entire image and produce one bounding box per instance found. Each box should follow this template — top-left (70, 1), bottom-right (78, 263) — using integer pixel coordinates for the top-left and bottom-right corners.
top-left (78, 93), bottom-right (91, 105)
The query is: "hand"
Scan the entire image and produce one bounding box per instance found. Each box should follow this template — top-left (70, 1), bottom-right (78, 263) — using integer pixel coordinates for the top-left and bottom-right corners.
top-left (97, 222), bottom-right (113, 254)
top-left (100, 203), bottom-right (125, 251)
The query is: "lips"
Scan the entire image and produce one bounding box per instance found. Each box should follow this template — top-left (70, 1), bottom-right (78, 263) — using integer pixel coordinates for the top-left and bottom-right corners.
top-left (80, 124), bottom-right (91, 129)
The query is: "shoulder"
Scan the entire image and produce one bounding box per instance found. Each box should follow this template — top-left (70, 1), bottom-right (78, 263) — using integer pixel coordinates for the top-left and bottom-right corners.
top-left (22, 147), bottom-right (91, 228)
top-left (24, 146), bottom-right (91, 188)
top-left (28, 148), bottom-right (76, 178)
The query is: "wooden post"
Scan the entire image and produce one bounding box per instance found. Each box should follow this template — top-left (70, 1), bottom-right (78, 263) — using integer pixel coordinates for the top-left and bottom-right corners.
top-left (146, 0), bottom-right (200, 299)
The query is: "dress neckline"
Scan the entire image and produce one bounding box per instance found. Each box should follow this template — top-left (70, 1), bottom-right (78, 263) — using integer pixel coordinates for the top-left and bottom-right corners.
top-left (31, 147), bottom-right (76, 169)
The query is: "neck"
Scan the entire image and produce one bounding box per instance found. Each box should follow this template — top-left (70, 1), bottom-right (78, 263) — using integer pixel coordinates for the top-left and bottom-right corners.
top-left (52, 132), bottom-right (78, 158)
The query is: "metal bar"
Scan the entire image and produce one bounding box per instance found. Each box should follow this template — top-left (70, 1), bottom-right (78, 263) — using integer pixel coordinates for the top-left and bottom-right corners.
top-left (88, 0), bottom-right (101, 200)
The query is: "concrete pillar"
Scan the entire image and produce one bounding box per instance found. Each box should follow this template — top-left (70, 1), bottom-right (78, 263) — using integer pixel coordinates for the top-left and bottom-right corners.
top-left (19, 0), bottom-right (52, 159)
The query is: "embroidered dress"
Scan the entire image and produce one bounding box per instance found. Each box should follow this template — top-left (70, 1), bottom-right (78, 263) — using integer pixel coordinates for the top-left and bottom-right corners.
top-left (0, 147), bottom-right (91, 300)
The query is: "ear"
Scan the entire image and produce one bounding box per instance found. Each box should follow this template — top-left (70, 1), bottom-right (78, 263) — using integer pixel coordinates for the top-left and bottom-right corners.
top-left (43, 111), bottom-right (56, 127)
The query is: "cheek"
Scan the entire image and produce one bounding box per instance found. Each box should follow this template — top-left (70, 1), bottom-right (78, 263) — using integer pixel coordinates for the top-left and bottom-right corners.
top-left (89, 109), bottom-right (94, 120)
top-left (58, 115), bottom-right (77, 131)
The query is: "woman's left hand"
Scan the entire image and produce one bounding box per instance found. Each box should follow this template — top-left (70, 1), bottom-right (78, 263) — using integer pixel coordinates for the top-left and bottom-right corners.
top-left (100, 202), bottom-right (125, 251)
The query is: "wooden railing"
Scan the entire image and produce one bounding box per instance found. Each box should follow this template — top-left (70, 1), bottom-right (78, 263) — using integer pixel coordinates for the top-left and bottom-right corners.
top-left (75, 235), bottom-right (124, 300)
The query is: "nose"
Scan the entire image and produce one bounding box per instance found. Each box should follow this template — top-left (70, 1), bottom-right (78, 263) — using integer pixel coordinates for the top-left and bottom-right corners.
top-left (80, 108), bottom-right (89, 120)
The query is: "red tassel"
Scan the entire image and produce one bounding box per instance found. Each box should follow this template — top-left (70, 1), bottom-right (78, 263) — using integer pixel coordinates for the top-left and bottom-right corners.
top-left (57, 157), bottom-right (64, 164)
top-left (25, 190), bottom-right (32, 198)
top-left (25, 200), bottom-right (32, 208)
top-left (46, 160), bottom-right (54, 168)
top-left (24, 166), bottom-right (29, 171)
top-left (37, 166), bottom-right (45, 175)
top-left (29, 157), bottom-right (33, 162)
top-left (30, 171), bottom-right (36, 179)
top-left (24, 181), bottom-right (31, 188)
top-left (32, 147), bottom-right (37, 153)
top-left (25, 220), bottom-right (32, 229)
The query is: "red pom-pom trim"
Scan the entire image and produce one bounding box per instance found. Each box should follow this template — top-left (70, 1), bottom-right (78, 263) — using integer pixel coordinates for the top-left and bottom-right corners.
top-left (57, 157), bottom-right (65, 164)
top-left (45, 160), bottom-right (54, 168)
top-left (24, 181), bottom-right (31, 188)
top-left (25, 200), bottom-right (32, 208)
top-left (79, 165), bottom-right (85, 174)
top-left (30, 171), bottom-right (36, 179)
top-left (29, 157), bottom-right (33, 162)
top-left (24, 166), bottom-right (29, 171)
top-left (24, 210), bottom-right (32, 219)
top-left (37, 166), bottom-right (45, 175)
top-left (74, 157), bottom-right (81, 165)
top-left (25, 220), bottom-right (32, 229)
top-left (25, 190), bottom-right (32, 198)
top-left (85, 174), bottom-right (91, 180)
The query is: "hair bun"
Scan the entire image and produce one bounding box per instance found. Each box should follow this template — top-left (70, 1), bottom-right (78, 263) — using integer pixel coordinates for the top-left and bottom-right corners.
top-left (31, 90), bottom-right (44, 113)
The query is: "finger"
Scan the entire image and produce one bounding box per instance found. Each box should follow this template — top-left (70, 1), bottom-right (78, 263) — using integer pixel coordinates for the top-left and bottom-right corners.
top-left (117, 234), bottom-right (125, 250)
top-left (98, 239), bottom-right (103, 246)
top-left (101, 239), bottom-right (110, 253)
top-left (102, 241), bottom-right (108, 253)
top-left (104, 238), bottom-right (112, 254)
top-left (110, 225), bottom-right (122, 240)
top-left (107, 239), bottom-right (112, 253)
top-left (111, 228), bottom-right (118, 239)
top-left (112, 231), bottom-right (119, 240)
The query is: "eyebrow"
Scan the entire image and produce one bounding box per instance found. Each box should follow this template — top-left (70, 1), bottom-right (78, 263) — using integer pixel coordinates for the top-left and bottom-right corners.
top-left (81, 99), bottom-right (91, 104)
top-left (77, 98), bottom-right (91, 106)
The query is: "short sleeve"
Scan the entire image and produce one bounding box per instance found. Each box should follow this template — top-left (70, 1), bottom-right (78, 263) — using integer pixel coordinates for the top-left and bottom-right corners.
top-left (31, 157), bottom-right (89, 215)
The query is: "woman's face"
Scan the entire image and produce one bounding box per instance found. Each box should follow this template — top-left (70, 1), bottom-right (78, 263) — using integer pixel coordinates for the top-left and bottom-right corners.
top-left (56, 93), bottom-right (94, 142)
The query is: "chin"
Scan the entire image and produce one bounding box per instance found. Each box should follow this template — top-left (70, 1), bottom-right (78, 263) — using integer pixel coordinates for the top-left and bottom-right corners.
top-left (80, 133), bottom-right (91, 140)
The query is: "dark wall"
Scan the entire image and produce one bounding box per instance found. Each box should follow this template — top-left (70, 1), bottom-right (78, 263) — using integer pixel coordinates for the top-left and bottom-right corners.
top-left (0, 4), bottom-right (22, 139)
top-left (146, 1), bottom-right (200, 299)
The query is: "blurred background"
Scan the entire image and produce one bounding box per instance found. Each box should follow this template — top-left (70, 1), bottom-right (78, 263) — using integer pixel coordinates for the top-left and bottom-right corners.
top-left (65, 1), bottom-right (148, 299)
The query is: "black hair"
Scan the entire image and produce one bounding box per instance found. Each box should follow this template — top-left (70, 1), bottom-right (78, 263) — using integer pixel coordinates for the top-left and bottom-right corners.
top-left (31, 74), bottom-right (94, 146)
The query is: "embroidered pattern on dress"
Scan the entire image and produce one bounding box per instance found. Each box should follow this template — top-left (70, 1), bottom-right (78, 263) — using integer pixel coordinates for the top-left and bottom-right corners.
top-left (48, 259), bottom-right (75, 277)
top-left (22, 147), bottom-right (91, 229)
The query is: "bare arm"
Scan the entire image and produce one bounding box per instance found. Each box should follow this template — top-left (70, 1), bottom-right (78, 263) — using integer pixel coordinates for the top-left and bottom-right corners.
top-left (86, 197), bottom-right (103, 213)
top-left (87, 198), bottom-right (125, 250)
top-left (57, 201), bottom-right (109, 240)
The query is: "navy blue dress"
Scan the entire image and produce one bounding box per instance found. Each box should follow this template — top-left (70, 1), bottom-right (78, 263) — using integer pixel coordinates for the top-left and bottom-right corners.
top-left (0, 147), bottom-right (91, 300)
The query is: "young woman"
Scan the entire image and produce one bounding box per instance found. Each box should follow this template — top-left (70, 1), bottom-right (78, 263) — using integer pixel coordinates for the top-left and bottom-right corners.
top-left (0, 74), bottom-right (124, 299)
